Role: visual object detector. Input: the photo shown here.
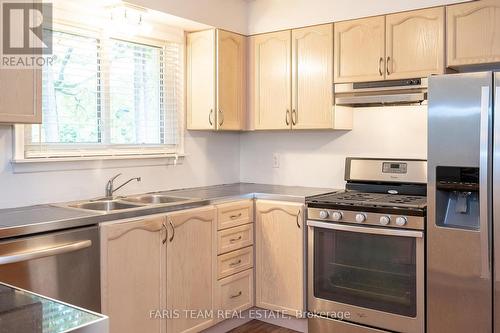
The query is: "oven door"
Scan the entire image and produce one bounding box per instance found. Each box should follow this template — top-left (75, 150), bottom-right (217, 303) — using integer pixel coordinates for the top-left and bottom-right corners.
top-left (307, 220), bottom-right (424, 333)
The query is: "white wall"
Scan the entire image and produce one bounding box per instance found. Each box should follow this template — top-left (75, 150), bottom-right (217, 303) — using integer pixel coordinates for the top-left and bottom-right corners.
top-left (129, 0), bottom-right (248, 34)
top-left (0, 126), bottom-right (240, 209)
top-left (247, 0), bottom-right (468, 34)
top-left (240, 106), bottom-right (427, 189)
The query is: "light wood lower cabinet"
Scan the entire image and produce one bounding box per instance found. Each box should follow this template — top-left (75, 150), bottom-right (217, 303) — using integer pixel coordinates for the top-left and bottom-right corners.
top-left (166, 206), bottom-right (217, 333)
top-left (217, 199), bottom-right (254, 230)
top-left (255, 200), bottom-right (305, 316)
top-left (217, 269), bottom-right (254, 314)
top-left (101, 206), bottom-right (217, 333)
top-left (447, 0), bottom-right (500, 67)
top-left (100, 216), bottom-right (166, 333)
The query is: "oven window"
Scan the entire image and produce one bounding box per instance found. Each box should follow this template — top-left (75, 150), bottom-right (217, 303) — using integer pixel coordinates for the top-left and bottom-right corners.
top-left (314, 228), bottom-right (417, 317)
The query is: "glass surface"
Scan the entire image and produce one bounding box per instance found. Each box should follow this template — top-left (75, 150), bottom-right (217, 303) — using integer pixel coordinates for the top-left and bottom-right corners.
top-left (314, 228), bottom-right (417, 317)
top-left (0, 283), bottom-right (102, 333)
top-left (33, 30), bottom-right (99, 144)
top-left (109, 39), bottom-right (162, 144)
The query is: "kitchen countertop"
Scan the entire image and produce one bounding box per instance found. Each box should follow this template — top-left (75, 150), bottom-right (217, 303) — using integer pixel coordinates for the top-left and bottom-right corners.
top-left (0, 283), bottom-right (107, 333)
top-left (0, 183), bottom-right (337, 239)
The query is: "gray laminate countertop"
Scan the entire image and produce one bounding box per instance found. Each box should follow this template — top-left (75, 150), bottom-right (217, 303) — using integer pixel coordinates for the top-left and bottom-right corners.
top-left (0, 183), bottom-right (338, 239)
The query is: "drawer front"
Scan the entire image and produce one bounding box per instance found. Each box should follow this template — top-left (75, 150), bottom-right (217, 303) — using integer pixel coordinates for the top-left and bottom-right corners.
top-left (218, 224), bottom-right (253, 255)
top-left (218, 246), bottom-right (254, 279)
top-left (218, 269), bottom-right (254, 313)
top-left (217, 200), bottom-right (254, 230)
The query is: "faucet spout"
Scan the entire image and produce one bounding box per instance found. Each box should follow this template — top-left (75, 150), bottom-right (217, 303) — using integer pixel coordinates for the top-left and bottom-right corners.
top-left (105, 174), bottom-right (141, 198)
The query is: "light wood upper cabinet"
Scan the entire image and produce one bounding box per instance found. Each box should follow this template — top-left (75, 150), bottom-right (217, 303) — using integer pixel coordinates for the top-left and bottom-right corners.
top-left (100, 216), bottom-right (166, 333)
top-left (217, 30), bottom-right (246, 130)
top-left (291, 24), bottom-right (333, 129)
top-left (249, 30), bottom-right (292, 130)
top-left (255, 200), bottom-right (305, 316)
top-left (334, 16), bottom-right (386, 83)
top-left (166, 206), bottom-right (216, 333)
top-left (386, 7), bottom-right (445, 79)
top-left (187, 29), bottom-right (246, 131)
top-left (0, 67), bottom-right (41, 124)
top-left (447, 0), bottom-right (500, 67)
top-left (187, 30), bottom-right (216, 130)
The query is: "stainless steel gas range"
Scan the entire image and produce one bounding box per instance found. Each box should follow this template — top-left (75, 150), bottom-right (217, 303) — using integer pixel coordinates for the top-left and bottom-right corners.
top-left (306, 158), bottom-right (427, 333)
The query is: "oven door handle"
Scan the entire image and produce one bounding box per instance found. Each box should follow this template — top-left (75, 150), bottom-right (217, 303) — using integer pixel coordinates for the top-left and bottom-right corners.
top-left (307, 220), bottom-right (423, 238)
top-left (0, 240), bottom-right (92, 265)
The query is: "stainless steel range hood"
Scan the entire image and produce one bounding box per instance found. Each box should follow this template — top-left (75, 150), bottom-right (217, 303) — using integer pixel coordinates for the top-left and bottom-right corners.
top-left (335, 78), bottom-right (428, 107)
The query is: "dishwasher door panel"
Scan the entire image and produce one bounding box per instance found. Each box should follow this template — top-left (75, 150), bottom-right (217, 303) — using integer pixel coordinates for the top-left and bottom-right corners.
top-left (0, 226), bottom-right (100, 312)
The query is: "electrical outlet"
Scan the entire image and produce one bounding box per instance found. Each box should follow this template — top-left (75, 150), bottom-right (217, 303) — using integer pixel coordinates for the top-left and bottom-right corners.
top-left (272, 153), bottom-right (280, 168)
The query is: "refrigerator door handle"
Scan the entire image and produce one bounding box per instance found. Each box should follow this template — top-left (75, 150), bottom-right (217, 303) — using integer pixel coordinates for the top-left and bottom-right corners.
top-left (479, 85), bottom-right (492, 279)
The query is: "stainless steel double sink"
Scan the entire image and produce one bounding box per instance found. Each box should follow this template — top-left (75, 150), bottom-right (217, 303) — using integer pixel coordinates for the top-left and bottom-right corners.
top-left (68, 194), bottom-right (190, 213)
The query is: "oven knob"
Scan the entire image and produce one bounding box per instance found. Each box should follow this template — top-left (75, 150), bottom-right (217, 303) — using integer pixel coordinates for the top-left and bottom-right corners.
top-left (379, 216), bottom-right (391, 225)
top-left (319, 210), bottom-right (329, 219)
top-left (396, 216), bottom-right (407, 226)
top-left (332, 211), bottom-right (343, 221)
top-left (355, 213), bottom-right (366, 223)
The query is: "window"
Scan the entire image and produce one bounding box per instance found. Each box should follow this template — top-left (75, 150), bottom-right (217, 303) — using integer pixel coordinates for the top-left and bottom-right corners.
top-left (20, 26), bottom-right (183, 160)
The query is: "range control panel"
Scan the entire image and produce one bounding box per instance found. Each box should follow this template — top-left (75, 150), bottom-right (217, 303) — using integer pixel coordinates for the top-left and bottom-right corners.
top-left (307, 208), bottom-right (424, 231)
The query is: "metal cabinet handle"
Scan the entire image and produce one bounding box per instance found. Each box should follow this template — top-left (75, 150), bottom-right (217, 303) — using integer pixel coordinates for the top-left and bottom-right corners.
top-left (379, 57), bottom-right (383, 76)
top-left (285, 109), bottom-right (290, 126)
top-left (162, 222), bottom-right (168, 244)
top-left (229, 235), bottom-right (242, 242)
top-left (209, 109), bottom-right (213, 126)
top-left (229, 259), bottom-right (242, 267)
top-left (218, 109), bottom-right (224, 127)
top-left (386, 56), bottom-right (391, 75)
top-left (291, 109), bottom-right (297, 126)
top-left (230, 291), bottom-right (242, 299)
top-left (168, 220), bottom-right (175, 242)
top-left (0, 240), bottom-right (92, 265)
top-left (230, 213), bottom-right (242, 219)
top-left (296, 210), bottom-right (301, 229)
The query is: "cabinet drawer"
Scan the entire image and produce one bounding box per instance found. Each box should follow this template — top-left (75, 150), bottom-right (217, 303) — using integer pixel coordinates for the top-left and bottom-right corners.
top-left (217, 200), bottom-right (254, 230)
top-left (218, 224), bottom-right (253, 255)
top-left (218, 246), bottom-right (253, 279)
top-left (218, 269), bottom-right (254, 313)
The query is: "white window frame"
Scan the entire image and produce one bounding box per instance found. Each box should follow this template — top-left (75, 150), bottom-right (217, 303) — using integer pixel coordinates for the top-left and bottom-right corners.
top-left (13, 20), bottom-right (185, 163)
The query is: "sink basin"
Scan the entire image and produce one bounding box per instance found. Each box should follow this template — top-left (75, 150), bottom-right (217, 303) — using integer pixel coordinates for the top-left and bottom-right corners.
top-left (122, 194), bottom-right (188, 205)
top-left (69, 200), bottom-right (142, 212)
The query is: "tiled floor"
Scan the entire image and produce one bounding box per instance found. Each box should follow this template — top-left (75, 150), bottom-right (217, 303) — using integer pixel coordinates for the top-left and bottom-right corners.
top-left (228, 320), bottom-right (301, 333)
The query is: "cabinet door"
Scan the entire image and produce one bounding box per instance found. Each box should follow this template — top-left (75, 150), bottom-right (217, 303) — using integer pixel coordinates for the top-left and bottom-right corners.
top-left (447, 0), bottom-right (500, 66)
top-left (386, 7), bottom-right (445, 79)
top-left (291, 24), bottom-right (333, 130)
top-left (334, 16), bottom-right (386, 83)
top-left (166, 206), bottom-right (216, 333)
top-left (255, 200), bottom-right (305, 316)
top-left (100, 217), bottom-right (166, 333)
top-left (217, 30), bottom-right (246, 131)
top-left (249, 31), bottom-right (291, 130)
top-left (0, 68), bottom-right (41, 124)
top-left (187, 30), bottom-right (216, 130)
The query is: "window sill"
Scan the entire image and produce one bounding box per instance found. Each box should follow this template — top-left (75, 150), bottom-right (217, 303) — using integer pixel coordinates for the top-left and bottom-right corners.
top-left (10, 154), bottom-right (185, 174)
top-left (12, 153), bottom-right (185, 164)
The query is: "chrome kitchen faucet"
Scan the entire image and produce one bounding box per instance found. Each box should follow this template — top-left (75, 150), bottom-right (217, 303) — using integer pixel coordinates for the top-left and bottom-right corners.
top-left (105, 173), bottom-right (141, 198)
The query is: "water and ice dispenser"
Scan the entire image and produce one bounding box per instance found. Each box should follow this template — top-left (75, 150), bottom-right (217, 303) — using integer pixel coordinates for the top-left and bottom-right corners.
top-left (435, 166), bottom-right (480, 230)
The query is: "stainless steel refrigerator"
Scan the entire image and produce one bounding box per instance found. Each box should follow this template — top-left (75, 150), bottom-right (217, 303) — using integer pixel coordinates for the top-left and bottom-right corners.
top-left (428, 72), bottom-right (499, 333)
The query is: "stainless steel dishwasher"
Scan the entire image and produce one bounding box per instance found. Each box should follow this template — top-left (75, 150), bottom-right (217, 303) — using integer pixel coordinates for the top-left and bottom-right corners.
top-left (0, 225), bottom-right (100, 312)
